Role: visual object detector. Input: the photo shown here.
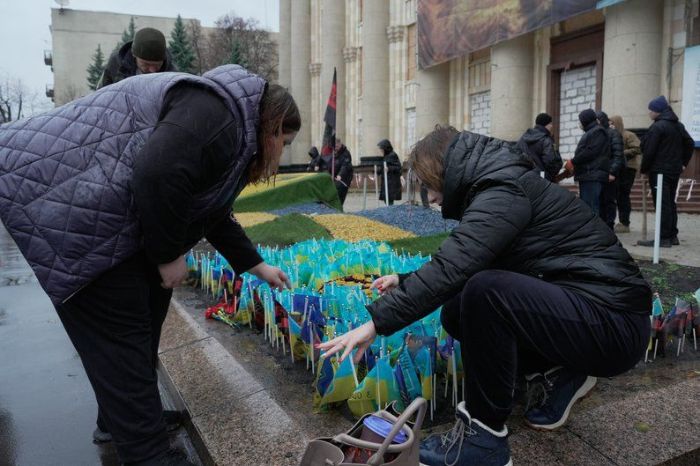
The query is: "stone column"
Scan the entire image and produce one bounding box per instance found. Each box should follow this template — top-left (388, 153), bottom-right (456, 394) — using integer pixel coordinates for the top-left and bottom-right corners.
top-left (361, 0), bottom-right (390, 156)
top-left (278, 0), bottom-right (291, 88)
top-left (602, 0), bottom-right (663, 129)
top-left (321, 0), bottom-right (346, 140)
top-left (289, 0), bottom-right (311, 164)
top-left (416, 62), bottom-right (450, 137)
top-left (490, 33), bottom-right (534, 141)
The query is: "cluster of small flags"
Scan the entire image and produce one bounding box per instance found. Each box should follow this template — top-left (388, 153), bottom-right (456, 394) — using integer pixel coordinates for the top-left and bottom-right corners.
top-left (187, 239), bottom-right (469, 419)
top-left (646, 289), bottom-right (700, 361)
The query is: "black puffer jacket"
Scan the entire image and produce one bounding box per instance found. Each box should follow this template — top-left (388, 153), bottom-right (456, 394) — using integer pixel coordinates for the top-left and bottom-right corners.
top-left (98, 41), bottom-right (177, 89)
top-left (377, 140), bottom-right (402, 201)
top-left (367, 132), bottom-right (651, 336)
top-left (517, 125), bottom-right (563, 181)
top-left (641, 108), bottom-right (695, 176)
top-left (572, 122), bottom-right (610, 182)
top-left (597, 113), bottom-right (626, 177)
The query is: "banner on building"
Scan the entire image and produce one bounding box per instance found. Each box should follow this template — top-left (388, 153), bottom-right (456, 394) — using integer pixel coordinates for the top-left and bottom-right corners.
top-left (681, 45), bottom-right (700, 146)
top-left (418, 0), bottom-right (600, 68)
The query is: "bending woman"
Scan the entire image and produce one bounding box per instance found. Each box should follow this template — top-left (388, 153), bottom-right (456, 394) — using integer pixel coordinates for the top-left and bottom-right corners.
top-left (319, 126), bottom-right (651, 466)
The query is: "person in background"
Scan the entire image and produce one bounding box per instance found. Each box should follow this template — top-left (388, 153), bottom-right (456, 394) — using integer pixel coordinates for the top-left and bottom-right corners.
top-left (98, 27), bottom-right (176, 88)
top-left (638, 96), bottom-right (695, 247)
top-left (332, 138), bottom-right (354, 205)
top-left (1, 65), bottom-right (297, 466)
top-left (610, 115), bottom-right (641, 234)
top-left (377, 139), bottom-right (403, 205)
top-left (517, 112), bottom-right (563, 182)
top-left (572, 109), bottom-right (610, 215)
top-left (307, 146), bottom-right (320, 172)
top-left (319, 126), bottom-right (650, 466)
top-left (597, 111), bottom-right (626, 230)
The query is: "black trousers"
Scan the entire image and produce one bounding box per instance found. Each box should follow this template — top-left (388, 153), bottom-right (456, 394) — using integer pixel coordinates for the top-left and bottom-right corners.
top-left (616, 167), bottom-right (637, 226)
top-left (649, 172), bottom-right (680, 239)
top-left (599, 178), bottom-right (619, 229)
top-left (57, 252), bottom-right (172, 464)
top-left (335, 180), bottom-right (349, 205)
top-left (440, 270), bottom-right (649, 430)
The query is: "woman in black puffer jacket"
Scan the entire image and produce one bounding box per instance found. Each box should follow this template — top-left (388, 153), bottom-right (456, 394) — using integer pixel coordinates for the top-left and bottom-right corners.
top-left (320, 126), bottom-right (651, 466)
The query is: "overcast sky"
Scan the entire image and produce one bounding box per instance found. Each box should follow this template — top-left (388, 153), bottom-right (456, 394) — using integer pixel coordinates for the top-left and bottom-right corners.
top-left (0, 0), bottom-right (279, 112)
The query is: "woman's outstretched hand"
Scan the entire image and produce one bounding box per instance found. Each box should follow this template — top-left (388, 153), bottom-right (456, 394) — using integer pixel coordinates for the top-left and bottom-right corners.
top-left (249, 262), bottom-right (291, 290)
top-left (317, 320), bottom-right (377, 364)
top-left (371, 274), bottom-right (399, 294)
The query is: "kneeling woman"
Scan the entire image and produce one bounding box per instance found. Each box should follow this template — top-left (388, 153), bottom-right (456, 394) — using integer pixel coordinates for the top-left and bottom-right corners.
top-left (319, 126), bottom-right (651, 466)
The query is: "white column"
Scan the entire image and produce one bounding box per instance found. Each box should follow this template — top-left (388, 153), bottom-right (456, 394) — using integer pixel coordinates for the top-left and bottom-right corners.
top-left (361, 0), bottom-right (390, 156)
top-left (321, 0), bottom-right (346, 140)
top-left (490, 33), bottom-right (534, 141)
top-left (278, 0), bottom-right (291, 88)
top-left (290, 0), bottom-right (311, 164)
top-left (602, 0), bottom-right (663, 129)
top-left (416, 62), bottom-right (450, 137)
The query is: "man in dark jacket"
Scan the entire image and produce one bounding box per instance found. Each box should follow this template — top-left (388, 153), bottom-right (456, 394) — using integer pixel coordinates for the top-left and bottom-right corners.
top-left (331, 138), bottom-right (354, 205)
top-left (597, 111), bottom-right (626, 229)
top-left (98, 27), bottom-right (176, 88)
top-left (572, 109), bottom-right (610, 215)
top-left (638, 96), bottom-right (695, 247)
top-left (377, 139), bottom-right (403, 205)
top-left (517, 113), bottom-right (563, 181)
top-left (320, 128), bottom-right (651, 466)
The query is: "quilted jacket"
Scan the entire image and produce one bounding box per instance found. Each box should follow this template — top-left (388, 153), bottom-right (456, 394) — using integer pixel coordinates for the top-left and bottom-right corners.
top-left (0, 65), bottom-right (265, 305)
top-left (367, 131), bottom-right (651, 336)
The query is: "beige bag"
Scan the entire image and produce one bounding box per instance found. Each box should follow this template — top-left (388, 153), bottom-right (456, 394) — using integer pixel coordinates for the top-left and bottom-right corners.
top-left (299, 397), bottom-right (427, 466)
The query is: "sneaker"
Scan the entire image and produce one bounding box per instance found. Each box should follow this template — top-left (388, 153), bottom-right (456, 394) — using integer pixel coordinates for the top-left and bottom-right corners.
top-left (419, 402), bottom-right (512, 466)
top-left (637, 238), bottom-right (672, 248)
top-left (92, 410), bottom-right (185, 443)
top-left (614, 223), bottom-right (630, 233)
top-left (524, 367), bottom-right (597, 431)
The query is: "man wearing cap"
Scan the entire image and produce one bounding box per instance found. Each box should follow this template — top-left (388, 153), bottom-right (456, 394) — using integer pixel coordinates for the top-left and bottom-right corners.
top-left (572, 108), bottom-right (610, 215)
top-left (638, 96), bottom-right (694, 247)
top-left (517, 112), bottom-right (563, 182)
top-left (98, 27), bottom-right (176, 89)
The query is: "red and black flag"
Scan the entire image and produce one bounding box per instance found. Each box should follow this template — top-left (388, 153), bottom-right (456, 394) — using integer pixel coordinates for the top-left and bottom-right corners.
top-left (321, 67), bottom-right (337, 157)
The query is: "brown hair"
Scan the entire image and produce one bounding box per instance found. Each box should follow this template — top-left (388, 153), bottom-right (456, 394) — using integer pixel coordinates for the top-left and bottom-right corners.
top-left (409, 125), bottom-right (459, 192)
top-left (609, 115), bottom-right (625, 134)
top-left (250, 84), bottom-right (301, 183)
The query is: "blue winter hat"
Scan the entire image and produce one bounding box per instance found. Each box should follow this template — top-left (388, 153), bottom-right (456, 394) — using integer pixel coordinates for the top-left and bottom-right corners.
top-left (648, 96), bottom-right (669, 113)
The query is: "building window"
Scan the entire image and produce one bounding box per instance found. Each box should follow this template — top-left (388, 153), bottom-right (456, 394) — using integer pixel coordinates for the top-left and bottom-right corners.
top-left (558, 65), bottom-right (597, 159)
top-left (468, 91), bottom-right (491, 136)
top-left (406, 23), bottom-right (416, 81)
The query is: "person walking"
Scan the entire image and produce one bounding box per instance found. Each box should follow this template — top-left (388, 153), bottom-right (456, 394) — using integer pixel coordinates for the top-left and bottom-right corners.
top-left (0, 65), bottom-right (298, 466)
top-left (320, 126), bottom-right (650, 466)
top-left (331, 138), bottom-right (354, 205)
top-left (610, 115), bottom-right (641, 233)
top-left (597, 111), bottom-right (626, 230)
top-left (572, 109), bottom-right (610, 215)
top-left (638, 96), bottom-right (694, 247)
top-left (517, 113), bottom-right (563, 182)
top-left (377, 139), bottom-right (403, 205)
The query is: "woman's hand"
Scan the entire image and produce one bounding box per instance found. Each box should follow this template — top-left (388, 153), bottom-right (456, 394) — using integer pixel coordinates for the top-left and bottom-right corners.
top-left (317, 321), bottom-right (377, 363)
top-left (371, 274), bottom-right (399, 294)
top-left (158, 255), bottom-right (188, 289)
top-left (249, 262), bottom-right (291, 290)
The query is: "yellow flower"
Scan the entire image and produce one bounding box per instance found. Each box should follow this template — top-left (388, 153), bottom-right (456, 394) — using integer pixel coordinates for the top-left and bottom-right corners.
top-left (311, 214), bottom-right (415, 242)
top-left (237, 173), bottom-right (315, 197)
top-left (233, 212), bottom-right (278, 227)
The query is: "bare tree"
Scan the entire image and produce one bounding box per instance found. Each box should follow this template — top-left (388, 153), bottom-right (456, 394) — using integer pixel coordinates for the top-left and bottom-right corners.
top-left (0, 76), bottom-right (23, 123)
top-left (187, 20), bottom-right (207, 75)
top-left (206, 12), bottom-right (278, 81)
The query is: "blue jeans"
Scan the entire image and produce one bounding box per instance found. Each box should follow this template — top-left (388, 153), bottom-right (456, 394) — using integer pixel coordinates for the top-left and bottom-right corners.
top-left (579, 181), bottom-right (603, 215)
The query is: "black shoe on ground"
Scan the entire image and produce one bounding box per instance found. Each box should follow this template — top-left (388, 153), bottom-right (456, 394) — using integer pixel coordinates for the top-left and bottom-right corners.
top-left (92, 410), bottom-right (185, 443)
top-left (637, 238), bottom-right (672, 248)
top-left (671, 236), bottom-right (680, 245)
top-left (129, 449), bottom-right (196, 466)
top-left (525, 367), bottom-right (597, 431)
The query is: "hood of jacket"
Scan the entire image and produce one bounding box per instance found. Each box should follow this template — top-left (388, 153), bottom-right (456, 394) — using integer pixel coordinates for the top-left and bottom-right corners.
top-left (520, 125), bottom-right (550, 144)
top-left (656, 107), bottom-right (680, 123)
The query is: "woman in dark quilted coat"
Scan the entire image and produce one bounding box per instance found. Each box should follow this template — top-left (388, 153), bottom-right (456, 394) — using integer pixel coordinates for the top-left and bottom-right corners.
top-left (320, 126), bottom-right (651, 466)
top-left (377, 139), bottom-right (403, 205)
top-left (0, 65), bottom-right (299, 466)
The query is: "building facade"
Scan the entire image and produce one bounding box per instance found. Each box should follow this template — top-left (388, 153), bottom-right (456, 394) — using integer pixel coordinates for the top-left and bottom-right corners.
top-left (278, 0), bottom-right (700, 180)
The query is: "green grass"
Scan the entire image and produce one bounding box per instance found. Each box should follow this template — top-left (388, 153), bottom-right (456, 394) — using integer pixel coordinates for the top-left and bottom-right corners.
top-left (244, 213), bottom-right (332, 247)
top-left (389, 233), bottom-right (450, 256)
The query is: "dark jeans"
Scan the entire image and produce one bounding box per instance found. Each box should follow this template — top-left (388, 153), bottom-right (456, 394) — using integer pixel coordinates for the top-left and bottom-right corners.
top-left (440, 270), bottom-right (649, 430)
top-left (649, 172), bottom-right (680, 239)
top-left (335, 180), bottom-right (349, 205)
top-left (616, 168), bottom-right (637, 226)
top-left (600, 178), bottom-right (618, 229)
top-left (57, 252), bottom-right (172, 464)
top-left (578, 181), bottom-right (603, 216)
